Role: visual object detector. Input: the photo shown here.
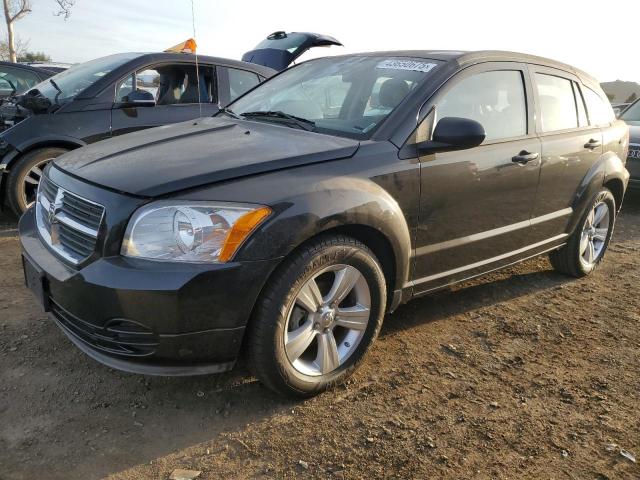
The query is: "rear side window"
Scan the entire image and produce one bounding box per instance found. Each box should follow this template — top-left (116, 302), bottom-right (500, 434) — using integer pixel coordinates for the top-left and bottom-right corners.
top-left (437, 70), bottom-right (527, 142)
top-left (226, 68), bottom-right (260, 102)
top-left (572, 82), bottom-right (588, 127)
top-left (583, 86), bottom-right (615, 126)
top-left (535, 73), bottom-right (578, 132)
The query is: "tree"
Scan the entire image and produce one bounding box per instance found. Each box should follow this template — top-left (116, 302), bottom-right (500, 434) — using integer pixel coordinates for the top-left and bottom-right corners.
top-left (53, 0), bottom-right (73, 19)
top-left (625, 92), bottom-right (638, 104)
top-left (2, 0), bottom-right (75, 63)
top-left (17, 50), bottom-right (49, 62)
top-left (0, 35), bottom-right (28, 61)
top-left (2, 0), bottom-right (31, 63)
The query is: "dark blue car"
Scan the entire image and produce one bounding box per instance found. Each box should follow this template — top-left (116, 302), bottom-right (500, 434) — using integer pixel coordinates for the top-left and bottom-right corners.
top-left (0, 32), bottom-right (341, 216)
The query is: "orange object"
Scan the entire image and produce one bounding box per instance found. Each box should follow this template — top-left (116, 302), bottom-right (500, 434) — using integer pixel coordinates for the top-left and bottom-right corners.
top-left (164, 38), bottom-right (197, 54)
top-left (219, 207), bottom-right (272, 262)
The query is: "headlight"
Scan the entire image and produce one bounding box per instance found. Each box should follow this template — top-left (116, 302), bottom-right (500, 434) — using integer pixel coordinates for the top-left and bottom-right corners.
top-left (121, 201), bottom-right (272, 263)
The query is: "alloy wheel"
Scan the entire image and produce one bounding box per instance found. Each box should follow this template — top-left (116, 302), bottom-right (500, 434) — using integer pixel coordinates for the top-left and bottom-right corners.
top-left (579, 200), bottom-right (610, 268)
top-left (284, 264), bottom-right (371, 377)
top-left (21, 158), bottom-right (53, 209)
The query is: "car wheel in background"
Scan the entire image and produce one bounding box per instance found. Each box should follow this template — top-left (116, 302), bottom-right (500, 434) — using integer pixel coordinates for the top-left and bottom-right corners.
top-left (549, 188), bottom-right (616, 277)
top-left (247, 235), bottom-right (387, 397)
top-left (5, 147), bottom-right (68, 217)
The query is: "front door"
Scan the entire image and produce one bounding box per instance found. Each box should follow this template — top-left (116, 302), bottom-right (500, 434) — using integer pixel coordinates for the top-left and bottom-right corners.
top-left (111, 63), bottom-right (219, 137)
top-left (413, 63), bottom-right (541, 293)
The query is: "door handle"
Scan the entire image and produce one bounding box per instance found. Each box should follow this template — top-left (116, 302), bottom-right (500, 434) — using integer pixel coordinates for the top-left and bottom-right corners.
top-left (511, 151), bottom-right (539, 164)
top-left (584, 139), bottom-right (602, 149)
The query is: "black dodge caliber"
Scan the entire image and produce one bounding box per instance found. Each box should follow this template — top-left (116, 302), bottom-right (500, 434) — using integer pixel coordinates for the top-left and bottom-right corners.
top-left (19, 51), bottom-right (630, 397)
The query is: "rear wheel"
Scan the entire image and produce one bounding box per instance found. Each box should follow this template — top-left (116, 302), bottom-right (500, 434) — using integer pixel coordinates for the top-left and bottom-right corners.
top-left (5, 147), bottom-right (68, 217)
top-left (549, 188), bottom-right (615, 277)
top-left (247, 235), bottom-right (386, 397)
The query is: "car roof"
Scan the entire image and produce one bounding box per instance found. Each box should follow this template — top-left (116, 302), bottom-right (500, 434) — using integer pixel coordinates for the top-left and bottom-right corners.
top-left (325, 50), bottom-right (599, 84)
top-left (0, 60), bottom-right (55, 76)
top-left (124, 52), bottom-right (276, 77)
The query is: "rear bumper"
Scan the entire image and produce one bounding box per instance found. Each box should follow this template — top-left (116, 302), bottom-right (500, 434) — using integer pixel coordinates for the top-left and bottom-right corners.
top-left (19, 207), bottom-right (280, 375)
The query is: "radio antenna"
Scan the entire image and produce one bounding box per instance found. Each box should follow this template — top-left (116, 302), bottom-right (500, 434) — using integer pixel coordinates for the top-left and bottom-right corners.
top-left (190, 0), bottom-right (202, 123)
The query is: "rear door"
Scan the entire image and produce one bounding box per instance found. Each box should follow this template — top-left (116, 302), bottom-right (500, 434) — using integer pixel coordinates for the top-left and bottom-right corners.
top-left (242, 31), bottom-right (342, 71)
top-left (111, 63), bottom-right (218, 137)
top-left (527, 66), bottom-right (603, 242)
top-left (412, 62), bottom-right (542, 293)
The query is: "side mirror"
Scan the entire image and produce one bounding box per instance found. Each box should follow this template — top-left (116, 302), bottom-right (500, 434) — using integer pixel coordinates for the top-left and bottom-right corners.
top-left (122, 89), bottom-right (156, 107)
top-left (417, 116), bottom-right (486, 154)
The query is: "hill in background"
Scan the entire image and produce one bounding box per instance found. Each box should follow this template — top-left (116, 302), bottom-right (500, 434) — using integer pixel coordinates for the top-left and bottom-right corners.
top-left (601, 80), bottom-right (640, 104)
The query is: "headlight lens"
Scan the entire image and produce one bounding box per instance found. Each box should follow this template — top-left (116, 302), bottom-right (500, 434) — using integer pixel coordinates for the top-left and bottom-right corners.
top-left (121, 201), bottom-right (271, 263)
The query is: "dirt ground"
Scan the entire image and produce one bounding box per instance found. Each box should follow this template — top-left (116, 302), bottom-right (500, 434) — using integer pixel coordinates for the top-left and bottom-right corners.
top-left (1, 194), bottom-right (639, 480)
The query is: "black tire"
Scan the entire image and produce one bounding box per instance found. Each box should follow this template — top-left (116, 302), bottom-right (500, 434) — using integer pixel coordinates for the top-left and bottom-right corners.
top-left (549, 188), bottom-right (616, 277)
top-left (5, 147), bottom-right (68, 217)
top-left (247, 235), bottom-right (387, 398)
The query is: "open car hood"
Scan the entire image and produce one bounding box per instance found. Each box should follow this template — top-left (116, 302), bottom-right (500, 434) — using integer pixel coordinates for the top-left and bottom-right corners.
top-left (242, 31), bottom-right (342, 72)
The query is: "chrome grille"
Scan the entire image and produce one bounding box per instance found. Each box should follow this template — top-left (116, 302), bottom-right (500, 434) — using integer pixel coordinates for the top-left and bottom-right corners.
top-left (35, 175), bottom-right (104, 264)
top-left (628, 143), bottom-right (640, 160)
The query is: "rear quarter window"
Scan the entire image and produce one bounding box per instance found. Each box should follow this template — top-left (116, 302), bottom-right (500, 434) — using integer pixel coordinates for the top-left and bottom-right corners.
top-left (583, 86), bottom-right (616, 126)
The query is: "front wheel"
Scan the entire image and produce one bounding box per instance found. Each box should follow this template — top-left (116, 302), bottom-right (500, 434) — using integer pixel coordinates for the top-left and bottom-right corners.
top-left (5, 147), bottom-right (68, 217)
top-left (247, 235), bottom-right (387, 397)
top-left (549, 188), bottom-right (616, 277)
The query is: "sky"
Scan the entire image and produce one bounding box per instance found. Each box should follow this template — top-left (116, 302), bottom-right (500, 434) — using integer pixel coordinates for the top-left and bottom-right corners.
top-left (7, 0), bottom-right (638, 83)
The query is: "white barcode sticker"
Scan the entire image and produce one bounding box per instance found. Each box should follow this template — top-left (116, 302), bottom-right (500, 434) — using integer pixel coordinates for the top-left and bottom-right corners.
top-left (376, 59), bottom-right (437, 73)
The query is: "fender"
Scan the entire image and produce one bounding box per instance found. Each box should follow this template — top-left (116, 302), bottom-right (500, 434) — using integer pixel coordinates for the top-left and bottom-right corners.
top-left (568, 150), bottom-right (628, 234)
top-left (1, 135), bottom-right (86, 169)
top-left (238, 175), bottom-right (413, 302)
top-left (0, 135), bottom-right (85, 209)
top-left (13, 134), bottom-right (86, 157)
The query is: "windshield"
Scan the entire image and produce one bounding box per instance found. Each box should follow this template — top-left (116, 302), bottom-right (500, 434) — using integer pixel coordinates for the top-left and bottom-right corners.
top-left (30, 53), bottom-right (139, 104)
top-left (229, 56), bottom-right (439, 139)
top-left (620, 100), bottom-right (640, 124)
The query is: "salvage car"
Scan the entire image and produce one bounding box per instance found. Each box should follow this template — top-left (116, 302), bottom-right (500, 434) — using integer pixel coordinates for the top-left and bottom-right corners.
top-left (0, 31), bottom-right (341, 216)
top-left (0, 61), bottom-right (55, 99)
top-left (19, 50), bottom-right (629, 397)
top-left (618, 98), bottom-right (640, 188)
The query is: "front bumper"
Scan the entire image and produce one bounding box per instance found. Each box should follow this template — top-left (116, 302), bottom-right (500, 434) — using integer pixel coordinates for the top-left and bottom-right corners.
top-left (19, 208), bottom-right (280, 375)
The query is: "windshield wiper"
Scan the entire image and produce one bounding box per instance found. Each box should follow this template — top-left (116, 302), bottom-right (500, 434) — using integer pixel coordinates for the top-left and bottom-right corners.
top-left (240, 110), bottom-right (316, 131)
top-left (49, 78), bottom-right (62, 105)
top-left (219, 107), bottom-right (240, 119)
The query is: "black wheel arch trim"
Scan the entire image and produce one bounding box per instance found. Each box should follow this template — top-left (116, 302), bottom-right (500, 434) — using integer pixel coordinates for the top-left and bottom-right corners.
top-left (235, 181), bottom-right (413, 303)
top-left (0, 137), bottom-right (83, 209)
top-left (569, 151), bottom-right (628, 233)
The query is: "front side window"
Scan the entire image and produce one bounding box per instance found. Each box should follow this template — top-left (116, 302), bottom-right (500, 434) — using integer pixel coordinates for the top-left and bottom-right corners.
top-left (535, 73), bottom-right (578, 132)
top-left (583, 86), bottom-right (616, 126)
top-left (437, 70), bottom-right (527, 142)
top-left (115, 64), bottom-right (214, 105)
top-left (229, 56), bottom-right (438, 139)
